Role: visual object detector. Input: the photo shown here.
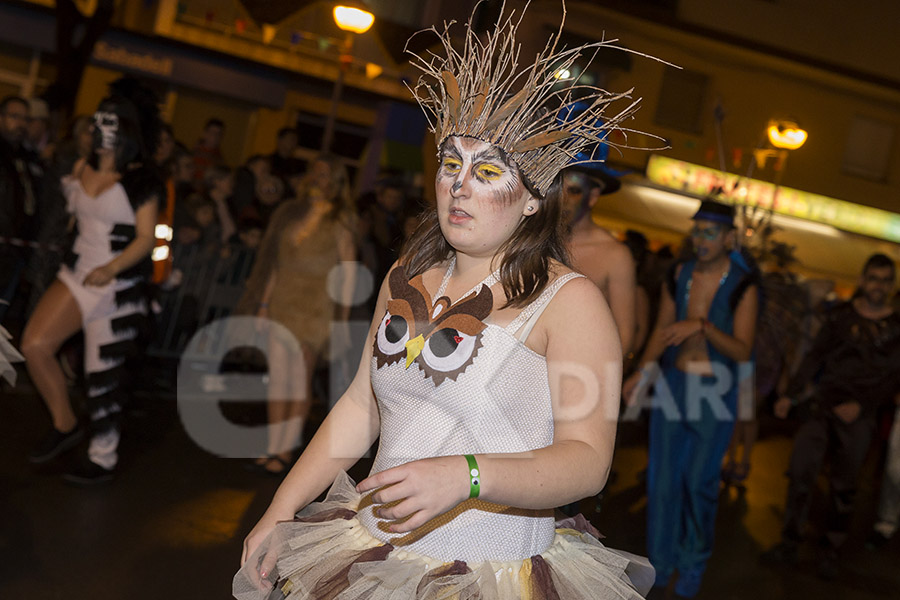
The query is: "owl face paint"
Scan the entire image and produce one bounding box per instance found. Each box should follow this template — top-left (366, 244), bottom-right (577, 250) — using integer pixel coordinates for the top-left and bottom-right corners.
top-left (92, 110), bottom-right (120, 152)
top-left (436, 136), bottom-right (535, 257)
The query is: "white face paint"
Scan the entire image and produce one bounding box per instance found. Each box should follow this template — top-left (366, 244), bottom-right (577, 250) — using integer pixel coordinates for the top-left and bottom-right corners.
top-left (92, 111), bottom-right (119, 151)
top-left (435, 136), bottom-right (536, 258)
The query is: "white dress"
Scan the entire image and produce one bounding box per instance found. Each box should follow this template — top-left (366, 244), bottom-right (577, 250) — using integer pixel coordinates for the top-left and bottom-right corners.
top-left (233, 260), bottom-right (653, 599)
top-left (56, 175), bottom-right (149, 468)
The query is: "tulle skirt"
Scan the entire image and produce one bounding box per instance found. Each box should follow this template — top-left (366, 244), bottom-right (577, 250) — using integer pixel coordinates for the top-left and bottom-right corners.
top-left (234, 472), bottom-right (653, 600)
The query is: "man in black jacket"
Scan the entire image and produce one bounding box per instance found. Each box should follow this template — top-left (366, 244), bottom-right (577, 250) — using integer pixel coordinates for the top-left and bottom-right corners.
top-left (763, 253), bottom-right (900, 579)
top-left (0, 95), bottom-right (41, 322)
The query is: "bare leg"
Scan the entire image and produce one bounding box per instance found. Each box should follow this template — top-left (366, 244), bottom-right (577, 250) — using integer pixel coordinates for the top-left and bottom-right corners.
top-left (264, 337), bottom-right (310, 470)
top-left (21, 280), bottom-right (83, 431)
top-left (259, 337), bottom-right (291, 464)
top-left (270, 344), bottom-right (314, 468)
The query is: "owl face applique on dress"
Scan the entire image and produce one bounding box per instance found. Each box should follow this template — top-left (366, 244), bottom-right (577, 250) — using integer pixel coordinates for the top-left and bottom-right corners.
top-left (374, 266), bottom-right (493, 386)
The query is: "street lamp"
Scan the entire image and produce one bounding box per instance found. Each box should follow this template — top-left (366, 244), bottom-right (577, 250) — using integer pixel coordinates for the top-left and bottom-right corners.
top-left (767, 118), bottom-right (807, 150)
top-left (333, 6), bottom-right (374, 34)
top-left (321, 3), bottom-right (375, 153)
top-left (741, 118), bottom-right (808, 247)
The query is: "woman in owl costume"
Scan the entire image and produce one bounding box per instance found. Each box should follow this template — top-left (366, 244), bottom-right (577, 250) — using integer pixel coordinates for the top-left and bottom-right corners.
top-left (235, 2), bottom-right (661, 598)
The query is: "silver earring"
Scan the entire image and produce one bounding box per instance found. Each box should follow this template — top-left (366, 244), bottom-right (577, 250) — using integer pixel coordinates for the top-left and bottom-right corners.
top-left (526, 205), bottom-right (535, 212)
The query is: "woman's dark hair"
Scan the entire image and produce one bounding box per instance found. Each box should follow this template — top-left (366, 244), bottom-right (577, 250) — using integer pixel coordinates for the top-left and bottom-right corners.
top-left (88, 77), bottom-right (162, 173)
top-left (400, 166), bottom-right (570, 308)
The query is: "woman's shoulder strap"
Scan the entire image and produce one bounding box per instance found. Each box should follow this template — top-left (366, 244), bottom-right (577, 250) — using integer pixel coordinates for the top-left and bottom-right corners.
top-left (505, 271), bottom-right (586, 339)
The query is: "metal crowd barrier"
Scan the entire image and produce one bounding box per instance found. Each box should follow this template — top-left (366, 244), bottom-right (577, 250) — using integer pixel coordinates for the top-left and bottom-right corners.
top-left (148, 243), bottom-right (257, 359)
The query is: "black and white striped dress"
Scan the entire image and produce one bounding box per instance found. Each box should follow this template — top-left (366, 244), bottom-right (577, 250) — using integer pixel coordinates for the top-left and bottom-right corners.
top-left (57, 167), bottom-right (159, 469)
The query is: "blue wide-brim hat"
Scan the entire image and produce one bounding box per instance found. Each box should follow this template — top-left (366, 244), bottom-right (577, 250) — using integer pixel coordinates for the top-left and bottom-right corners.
top-left (692, 199), bottom-right (735, 227)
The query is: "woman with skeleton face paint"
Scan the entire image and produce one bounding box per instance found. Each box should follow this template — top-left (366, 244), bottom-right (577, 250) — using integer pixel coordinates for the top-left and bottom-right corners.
top-left (21, 78), bottom-right (163, 484)
top-left (234, 3), bottom-right (666, 599)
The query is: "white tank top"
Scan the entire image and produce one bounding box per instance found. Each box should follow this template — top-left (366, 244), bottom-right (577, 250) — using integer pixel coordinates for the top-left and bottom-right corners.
top-left (361, 258), bottom-right (584, 562)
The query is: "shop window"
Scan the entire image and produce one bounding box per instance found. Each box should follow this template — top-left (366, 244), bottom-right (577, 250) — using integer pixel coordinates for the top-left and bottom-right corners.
top-left (654, 67), bottom-right (708, 134)
top-left (842, 114), bottom-right (894, 182)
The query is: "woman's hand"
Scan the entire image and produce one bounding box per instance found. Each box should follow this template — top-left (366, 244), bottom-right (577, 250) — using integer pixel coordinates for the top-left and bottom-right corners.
top-left (240, 511), bottom-right (284, 592)
top-left (241, 511), bottom-right (280, 568)
top-left (660, 318), bottom-right (702, 347)
top-left (355, 455), bottom-right (470, 533)
top-left (240, 503), bottom-right (297, 591)
top-left (83, 264), bottom-right (116, 287)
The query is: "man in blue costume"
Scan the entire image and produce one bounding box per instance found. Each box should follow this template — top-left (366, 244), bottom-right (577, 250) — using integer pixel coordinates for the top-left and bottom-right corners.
top-left (624, 199), bottom-right (759, 598)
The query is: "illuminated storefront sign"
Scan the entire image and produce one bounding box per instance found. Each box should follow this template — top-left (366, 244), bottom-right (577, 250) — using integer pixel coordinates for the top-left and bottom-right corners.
top-left (646, 155), bottom-right (900, 243)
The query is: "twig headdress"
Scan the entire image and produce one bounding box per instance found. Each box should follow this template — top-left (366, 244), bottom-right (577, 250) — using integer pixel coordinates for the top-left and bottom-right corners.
top-left (406, 0), bottom-right (665, 198)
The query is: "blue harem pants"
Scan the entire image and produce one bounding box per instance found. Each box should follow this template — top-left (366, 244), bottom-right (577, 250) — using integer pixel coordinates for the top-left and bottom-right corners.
top-left (646, 366), bottom-right (737, 587)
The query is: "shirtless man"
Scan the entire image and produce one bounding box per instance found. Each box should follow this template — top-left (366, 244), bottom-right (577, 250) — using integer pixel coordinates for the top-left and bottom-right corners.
top-left (622, 199), bottom-right (758, 598)
top-left (562, 167), bottom-right (636, 354)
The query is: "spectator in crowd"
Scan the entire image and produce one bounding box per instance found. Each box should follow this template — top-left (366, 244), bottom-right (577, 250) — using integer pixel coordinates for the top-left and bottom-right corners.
top-left (170, 142), bottom-right (196, 233)
top-left (232, 153), bottom-right (270, 218)
top-left (722, 243), bottom-right (804, 487)
top-left (24, 97), bottom-right (53, 163)
top-left (154, 122), bottom-right (176, 167)
top-left (269, 127), bottom-right (305, 180)
top-left (149, 123), bottom-right (179, 287)
top-left (0, 95), bottom-right (41, 323)
top-left (357, 173), bottom-right (406, 288)
top-left (624, 199), bottom-right (759, 598)
top-left (166, 194), bottom-right (222, 346)
top-left (235, 153), bottom-right (357, 476)
top-left (25, 114), bottom-right (94, 317)
top-left (247, 173), bottom-right (286, 229)
top-left (562, 166), bottom-right (635, 354)
top-left (192, 117), bottom-right (225, 188)
top-left (763, 253), bottom-right (900, 579)
top-left (203, 164), bottom-right (237, 244)
top-left (218, 215), bottom-right (264, 288)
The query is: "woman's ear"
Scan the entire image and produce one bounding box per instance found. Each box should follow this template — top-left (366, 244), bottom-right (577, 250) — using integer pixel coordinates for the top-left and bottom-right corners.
top-left (522, 191), bottom-right (539, 217)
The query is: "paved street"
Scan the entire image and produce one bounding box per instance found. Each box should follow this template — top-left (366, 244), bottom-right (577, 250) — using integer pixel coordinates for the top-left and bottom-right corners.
top-left (1, 369), bottom-right (898, 599)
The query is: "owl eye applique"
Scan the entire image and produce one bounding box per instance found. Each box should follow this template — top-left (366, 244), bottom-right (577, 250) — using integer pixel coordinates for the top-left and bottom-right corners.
top-left (420, 328), bottom-right (481, 386)
top-left (373, 266), bottom-right (494, 385)
top-left (376, 312), bottom-right (409, 361)
top-left (421, 328), bottom-right (476, 371)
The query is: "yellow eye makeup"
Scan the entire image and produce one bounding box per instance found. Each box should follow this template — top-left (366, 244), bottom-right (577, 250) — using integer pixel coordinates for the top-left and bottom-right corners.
top-left (477, 165), bottom-right (503, 180)
top-left (441, 158), bottom-right (462, 172)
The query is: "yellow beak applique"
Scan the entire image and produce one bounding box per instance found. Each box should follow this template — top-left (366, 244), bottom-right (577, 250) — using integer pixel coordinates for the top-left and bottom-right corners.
top-left (405, 334), bottom-right (425, 369)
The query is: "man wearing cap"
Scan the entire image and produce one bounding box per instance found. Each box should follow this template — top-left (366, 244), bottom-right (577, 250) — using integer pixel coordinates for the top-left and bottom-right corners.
top-left (624, 198), bottom-right (759, 598)
top-left (562, 166), bottom-right (636, 354)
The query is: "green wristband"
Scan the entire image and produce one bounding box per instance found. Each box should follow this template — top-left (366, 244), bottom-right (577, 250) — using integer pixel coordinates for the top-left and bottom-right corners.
top-left (464, 454), bottom-right (480, 499)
